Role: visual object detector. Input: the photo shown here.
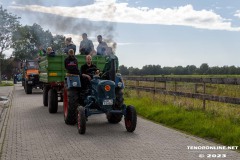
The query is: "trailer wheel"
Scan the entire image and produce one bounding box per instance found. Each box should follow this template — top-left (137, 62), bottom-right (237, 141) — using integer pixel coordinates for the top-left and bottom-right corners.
top-left (125, 105), bottom-right (137, 132)
top-left (77, 106), bottom-right (86, 134)
top-left (43, 86), bottom-right (49, 106)
top-left (48, 89), bottom-right (58, 113)
top-left (64, 87), bottom-right (79, 125)
top-left (25, 81), bottom-right (32, 94)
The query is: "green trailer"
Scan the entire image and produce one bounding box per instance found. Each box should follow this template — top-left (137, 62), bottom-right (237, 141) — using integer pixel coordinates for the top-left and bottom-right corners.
top-left (39, 55), bottom-right (107, 113)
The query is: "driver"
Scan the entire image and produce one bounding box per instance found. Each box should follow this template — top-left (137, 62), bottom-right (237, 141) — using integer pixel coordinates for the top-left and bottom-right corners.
top-left (80, 55), bottom-right (99, 89)
top-left (81, 55), bottom-right (99, 80)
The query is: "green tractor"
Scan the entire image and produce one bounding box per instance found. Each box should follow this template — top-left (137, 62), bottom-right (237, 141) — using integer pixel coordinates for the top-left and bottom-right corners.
top-left (39, 54), bottom-right (137, 134)
top-left (64, 55), bottom-right (137, 134)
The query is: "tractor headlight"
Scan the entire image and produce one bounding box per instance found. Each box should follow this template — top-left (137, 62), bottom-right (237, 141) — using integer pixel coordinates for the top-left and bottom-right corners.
top-left (72, 82), bottom-right (77, 87)
top-left (118, 82), bottom-right (122, 87)
top-left (105, 85), bottom-right (111, 92)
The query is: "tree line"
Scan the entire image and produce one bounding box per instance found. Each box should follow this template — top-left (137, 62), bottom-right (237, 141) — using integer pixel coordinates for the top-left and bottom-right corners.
top-left (119, 63), bottom-right (240, 75)
top-left (0, 6), bottom-right (65, 82)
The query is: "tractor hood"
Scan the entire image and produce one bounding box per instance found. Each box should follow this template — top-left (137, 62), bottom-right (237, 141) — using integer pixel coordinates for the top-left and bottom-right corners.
top-left (97, 80), bottom-right (115, 100)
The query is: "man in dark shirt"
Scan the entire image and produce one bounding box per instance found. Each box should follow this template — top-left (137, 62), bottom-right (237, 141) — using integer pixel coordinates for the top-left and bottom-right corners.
top-left (81, 55), bottom-right (99, 80)
top-left (80, 55), bottom-right (99, 89)
top-left (64, 49), bottom-right (79, 75)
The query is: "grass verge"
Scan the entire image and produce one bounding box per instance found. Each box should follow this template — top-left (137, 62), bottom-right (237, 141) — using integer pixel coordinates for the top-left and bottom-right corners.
top-left (125, 94), bottom-right (240, 150)
top-left (0, 81), bottom-right (14, 87)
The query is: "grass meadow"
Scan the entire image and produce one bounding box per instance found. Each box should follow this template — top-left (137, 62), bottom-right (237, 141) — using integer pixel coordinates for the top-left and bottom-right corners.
top-left (124, 76), bottom-right (240, 150)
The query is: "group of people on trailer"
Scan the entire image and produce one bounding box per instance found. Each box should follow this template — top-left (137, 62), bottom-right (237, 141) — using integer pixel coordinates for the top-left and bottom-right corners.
top-left (38, 33), bottom-right (113, 90)
top-left (64, 49), bottom-right (99, 90)
top-left (38, 33), bottom-right (110, 57)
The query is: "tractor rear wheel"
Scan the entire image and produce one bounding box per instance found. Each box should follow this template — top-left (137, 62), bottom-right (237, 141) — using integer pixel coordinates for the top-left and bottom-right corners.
top-left (48, 89), bottom-right (58, 113)
top-left (124, 105), bottom-right (137, 132)
top-left (77, 106), bottom-right (86, 134)
top-left (115, 88), bottom-right (124, 109)
top-left (64, 87), bottom-right (79, 125)
top-left (43, 86), bottom-right (49, 106)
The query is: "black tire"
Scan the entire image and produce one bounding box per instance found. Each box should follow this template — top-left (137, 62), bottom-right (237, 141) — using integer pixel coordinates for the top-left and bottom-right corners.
top-left (43, 86), bottom-right (49, 107)
top-left (64, 88), bottom-right (79, 125)
top-left (48, 89), bottom-right (58, 113)
top-left (107, 113), bottom-right (122, 124)
top-left (22, 80), bottom-right (24, 87)
top-left (13, 78), bottom-right (17, 84)
top-left (25, 81), bottom-right (32, 94)
top-left (115, 88), bottom-right (124, 109)
top-left (77, 106), bottom-right (86, 134)
top-left (106, 88), bottom-right (124, 124)
top-left (125, 105), bottom-right (137, 132)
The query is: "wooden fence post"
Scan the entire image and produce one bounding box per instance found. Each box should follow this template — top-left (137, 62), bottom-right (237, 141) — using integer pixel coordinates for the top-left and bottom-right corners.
top-left (174, 81), bottom-right (177, 102)
top-left (136, 80), bottom-right (140, 96)
top-left (203, 83), bottom-right (206, 110)
top-left (194, 83), bottom-right (198, 93)
top-left (164, 81), bottom-right (167, 90)
top-left (153, 77), bottom-right (156, 95)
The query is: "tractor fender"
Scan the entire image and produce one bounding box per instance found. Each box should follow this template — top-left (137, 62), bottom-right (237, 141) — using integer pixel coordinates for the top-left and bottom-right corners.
top-left (115, 73), bottom-right (124, 89)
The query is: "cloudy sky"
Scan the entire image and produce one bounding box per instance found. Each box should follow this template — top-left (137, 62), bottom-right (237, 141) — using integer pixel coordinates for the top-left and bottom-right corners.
top-left (1, 0), bottom-right (240, 68)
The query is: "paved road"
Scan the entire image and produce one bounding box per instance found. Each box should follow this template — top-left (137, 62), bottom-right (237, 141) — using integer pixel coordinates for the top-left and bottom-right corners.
top-left (1, 84), bottom-right (239, 160)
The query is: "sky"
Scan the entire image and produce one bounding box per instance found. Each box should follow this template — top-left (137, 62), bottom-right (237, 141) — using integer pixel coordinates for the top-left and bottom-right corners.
top-left (1, 0), bottom-right (240, 68)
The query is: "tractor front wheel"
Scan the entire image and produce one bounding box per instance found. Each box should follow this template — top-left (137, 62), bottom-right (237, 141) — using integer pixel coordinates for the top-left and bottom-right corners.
top-left (25, 81), bottom-right (32, 94)
top-left (77, 106), bottom-right (86, 134)
top-left (124, 105), bottom-right (137, 132)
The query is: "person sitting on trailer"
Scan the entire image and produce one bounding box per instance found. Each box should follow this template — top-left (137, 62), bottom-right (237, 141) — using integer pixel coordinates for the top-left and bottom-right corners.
top-left (64, 49), bottom-right (79, 75)
top-left (46, 47), bottom-right (55, 57)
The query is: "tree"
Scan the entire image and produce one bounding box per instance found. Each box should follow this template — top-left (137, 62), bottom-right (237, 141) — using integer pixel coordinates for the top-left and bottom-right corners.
top-left (52, 35), bottom-right (66, 54)
top-left (199, 63), bottom-right (209, 74)
top-left (1, 57), bottom-right (17, 80)
top-left (119, 65), bottom-right (129, 75)
top-left (12, 23), bottom-right (54, 60)
top-left (186, 65), bottom-right (197, 75)
top-left (0, 6), bottom-right (20, 82)
top-left (12, 24), bottom-right (66, 60)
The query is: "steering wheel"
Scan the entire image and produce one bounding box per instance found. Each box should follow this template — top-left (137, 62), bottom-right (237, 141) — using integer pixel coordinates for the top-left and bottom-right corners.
top-left (86, 67), bottom-right (99, 78)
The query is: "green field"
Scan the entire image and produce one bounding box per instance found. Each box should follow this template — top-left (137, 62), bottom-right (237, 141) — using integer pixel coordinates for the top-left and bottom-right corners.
top-left (124, 75), bottom-right (240, 150)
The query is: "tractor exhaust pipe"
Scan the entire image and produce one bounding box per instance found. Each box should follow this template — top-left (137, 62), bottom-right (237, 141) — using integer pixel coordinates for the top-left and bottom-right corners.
top-left (109, 59), bottom-right (116, 82)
